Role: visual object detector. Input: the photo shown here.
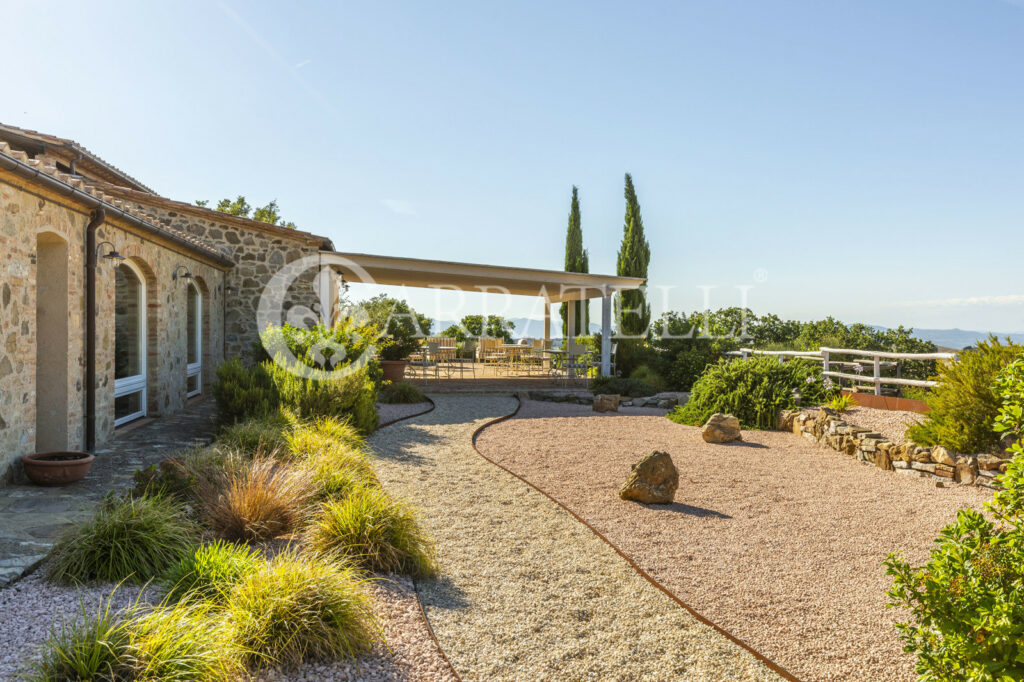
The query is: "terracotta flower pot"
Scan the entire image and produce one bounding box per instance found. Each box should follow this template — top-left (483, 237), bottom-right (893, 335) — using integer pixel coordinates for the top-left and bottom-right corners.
top-left (380, 360), bottom-right (408, 383)
top-left (22, 451), bottom-right (95, 486)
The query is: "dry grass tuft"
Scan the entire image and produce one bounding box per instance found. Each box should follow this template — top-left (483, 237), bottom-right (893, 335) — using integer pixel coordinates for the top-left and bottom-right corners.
top-left (199, 457), bottom-right (316, 542)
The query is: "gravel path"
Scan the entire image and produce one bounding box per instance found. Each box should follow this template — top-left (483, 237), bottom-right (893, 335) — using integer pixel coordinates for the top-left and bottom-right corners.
top-left (813, 406), bottom-right (925, 444)
top-left (378, 401), bottom-right (435, 427)
top-left (369, 394), bottom-right (778, 682)
top-left (475, 399), bottom-right (992, 682)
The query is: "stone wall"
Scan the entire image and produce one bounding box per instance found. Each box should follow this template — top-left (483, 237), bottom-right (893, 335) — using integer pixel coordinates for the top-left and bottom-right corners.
top-left (0, 171), bottom-right (227, 480)
top-left (778, 409), bottom-right (1009, 490)
top-left (110, 193), bottom-right (332, 361)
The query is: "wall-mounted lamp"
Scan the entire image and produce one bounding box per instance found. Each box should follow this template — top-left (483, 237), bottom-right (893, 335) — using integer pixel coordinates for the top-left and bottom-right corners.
top-left (95, 241), bottom-right (125, 265)
top-left (172, 265), bottom-right (194, 284)
top-left (340, 272), bottom-right (350, 293)
top-left (224, 285), bottom-right (239, 295)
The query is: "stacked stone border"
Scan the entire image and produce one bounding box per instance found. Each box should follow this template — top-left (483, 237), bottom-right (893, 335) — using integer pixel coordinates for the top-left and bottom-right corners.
top-left (525, 390), bottom-right (688, 409)
top-left (778, 408), bottom-right (1010, 490)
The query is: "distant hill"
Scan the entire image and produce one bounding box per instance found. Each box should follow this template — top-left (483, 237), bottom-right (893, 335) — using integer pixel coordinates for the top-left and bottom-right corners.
top-left (873, 326), bottom-right (1022, 350)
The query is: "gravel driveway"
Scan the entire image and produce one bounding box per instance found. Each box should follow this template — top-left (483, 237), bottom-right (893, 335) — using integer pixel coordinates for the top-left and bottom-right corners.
top-left (369, 394), bottom-right (778, 681)
top-left (475, 399), bottom-right (992, 682)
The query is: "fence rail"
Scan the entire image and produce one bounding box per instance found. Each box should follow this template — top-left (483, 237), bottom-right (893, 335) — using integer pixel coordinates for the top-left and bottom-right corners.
top-left (725, 346), bottom-right (958, 395)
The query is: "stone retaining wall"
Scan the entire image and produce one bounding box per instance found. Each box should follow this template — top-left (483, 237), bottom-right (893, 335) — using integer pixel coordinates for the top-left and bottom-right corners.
top-left (778, 409), bottom-right (1009, 490)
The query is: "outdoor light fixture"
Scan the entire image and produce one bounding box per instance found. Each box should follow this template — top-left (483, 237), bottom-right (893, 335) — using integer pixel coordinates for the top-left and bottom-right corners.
top-left (95, 241), bottom-right (125, 265)
top-left (172, 265), bottom-right (194, 284)
top-left (340, 272), bottom-right (350, 293)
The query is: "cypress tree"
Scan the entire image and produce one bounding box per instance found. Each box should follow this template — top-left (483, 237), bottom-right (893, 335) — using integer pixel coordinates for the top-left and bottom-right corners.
top-left (559, 186), bottom-right (589, 337)
top-left (615, 173), bottom-right (651, 336)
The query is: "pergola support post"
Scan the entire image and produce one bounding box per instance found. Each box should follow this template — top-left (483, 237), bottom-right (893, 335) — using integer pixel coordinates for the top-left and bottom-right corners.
top-left (600, 292), bottom-right (612, 376)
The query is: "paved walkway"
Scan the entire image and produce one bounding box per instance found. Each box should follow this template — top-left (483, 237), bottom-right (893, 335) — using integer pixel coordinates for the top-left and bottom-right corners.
top-left (369, 394), bottom-right (778, 681)
top-left (0, 398), bottom-right (217, 585)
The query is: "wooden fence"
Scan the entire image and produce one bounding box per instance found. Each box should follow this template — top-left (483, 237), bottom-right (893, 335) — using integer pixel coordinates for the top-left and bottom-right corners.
top-left (726, 347), bottom-right (958, 395)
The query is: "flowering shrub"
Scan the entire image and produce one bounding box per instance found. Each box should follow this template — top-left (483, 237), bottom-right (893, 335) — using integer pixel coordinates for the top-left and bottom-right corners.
top-left (885, 353), bottom-right (1024, 681)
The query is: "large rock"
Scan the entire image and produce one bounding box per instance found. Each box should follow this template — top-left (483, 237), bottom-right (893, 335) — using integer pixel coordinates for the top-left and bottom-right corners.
top-left (593, 394), bottom-right (620, 413)
top-left (931, 446), bottom-right (956, 467)
top-left (702, 413), bottom-right (742, 443)
top-left (619, 451), bottom-right (678, 504)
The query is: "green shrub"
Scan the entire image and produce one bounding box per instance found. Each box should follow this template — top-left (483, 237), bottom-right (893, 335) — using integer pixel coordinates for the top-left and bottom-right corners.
top-left (162, 540), bottom-right (262, 604)
top-left (907, 336), bottom-right (1021, 453)
top-left (379, 381), bottom-right (426, 404)
top-left (212, 357), bottom-right (278, 426)
top-left (25, 594), bottom-right (131, 682)
top-left (264, 360), bottom-right (379, 434)
top-left (124, 599), bottom-right (247, 681)
top-left (668, 357), bottom-right (831, 430)
top-left (590, 375), bottom-right (659, 397)
top-left (827, 393), bottom-right (856, 413)
top-left (628, 364), bottom-right (667, 393)
top-left (227, 550), bottom-right (379, 668)
top-left (307, 486), bottom-right (435, 576)
top-left (885, 353), bottom-right (1024, 680)
top-left (47, 495), bottom-right (197, 584)
top-left (198, 457), bottom-right (315, 542)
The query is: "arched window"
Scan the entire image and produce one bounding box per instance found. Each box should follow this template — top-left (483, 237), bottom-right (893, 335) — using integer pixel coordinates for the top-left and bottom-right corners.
top-left (186, 281), bottom-right (202, 396)
top-left (114, 261), bottom-right (147, 425)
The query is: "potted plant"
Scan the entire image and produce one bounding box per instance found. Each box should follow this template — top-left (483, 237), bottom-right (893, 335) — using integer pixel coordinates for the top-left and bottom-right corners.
top-left (362, 295), bottom-right (430, 383)
top-left (22, 451), bottom-right (95, 486)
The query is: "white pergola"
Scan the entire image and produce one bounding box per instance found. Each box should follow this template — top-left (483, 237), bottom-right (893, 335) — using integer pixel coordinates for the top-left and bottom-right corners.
top-left (324, 251), bottom-right (646, 375)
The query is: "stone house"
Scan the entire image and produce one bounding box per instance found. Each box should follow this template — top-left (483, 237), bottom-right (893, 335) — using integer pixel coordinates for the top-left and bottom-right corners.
top-left (0, 123), bottom-right (336, 482)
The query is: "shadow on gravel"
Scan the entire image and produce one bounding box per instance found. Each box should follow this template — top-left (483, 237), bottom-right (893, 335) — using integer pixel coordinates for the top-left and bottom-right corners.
top-left (419, 573), bottom-right (471, 611)
top-left (717, 440), bottom-right (769, 450)
top-left (370, 424), bottom-right (446, 466)
top-left (628, 501), bottom-right (732, 519)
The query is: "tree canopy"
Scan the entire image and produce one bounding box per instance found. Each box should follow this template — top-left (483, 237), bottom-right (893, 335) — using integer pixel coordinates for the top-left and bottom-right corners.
top-left (195, 195), bottom-right (297, 229)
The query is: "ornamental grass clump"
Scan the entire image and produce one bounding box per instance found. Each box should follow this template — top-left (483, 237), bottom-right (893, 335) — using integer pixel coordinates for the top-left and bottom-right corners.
top-left (47, 494), bottom-right (197, 584)
top-left (227, 550), bottom-right (379, 668)
top-left (199, 456), bottom-right (315, 542)
top-left (123, 598), bottom-right (247, 681)
top-left (308, 485), bottom-right (436, 576)
top-left (162, 540), bottom-right (262, 604)
top-left (885, 353), bottom-right (1024, 680)
top-left (25, 594), bottom-right (131, 682)
top-left (217, 415), bottom-right (291, 458)
top-left (827, 392), bottom-right (856, 413)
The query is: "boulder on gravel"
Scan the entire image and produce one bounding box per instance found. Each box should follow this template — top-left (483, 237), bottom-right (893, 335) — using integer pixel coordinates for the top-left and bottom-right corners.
top-left (619, 451), bottom-right (678, 504)
top-left (702, 413), bottom-right (742, 443)
top-left (593, 394), bottom-right (620, 412)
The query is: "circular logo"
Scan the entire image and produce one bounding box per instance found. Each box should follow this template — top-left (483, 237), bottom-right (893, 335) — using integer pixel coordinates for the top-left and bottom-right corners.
top-left (256, 253), bottom-right (381, 380)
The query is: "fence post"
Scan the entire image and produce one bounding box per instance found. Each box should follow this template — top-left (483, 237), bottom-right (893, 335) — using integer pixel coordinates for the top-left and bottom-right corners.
top-left (741, 349), bottom-right (748, 361)
top-left (822, 350), bottom-right (830, 377)
top-left (873, 355), bottom-right (881, 396)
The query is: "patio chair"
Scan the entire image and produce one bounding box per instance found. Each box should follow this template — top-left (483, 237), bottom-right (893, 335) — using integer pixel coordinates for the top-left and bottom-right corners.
top-left (453, 340), bottom-right (477, 378)
top-left (563, 340), bottom-right (596, 386)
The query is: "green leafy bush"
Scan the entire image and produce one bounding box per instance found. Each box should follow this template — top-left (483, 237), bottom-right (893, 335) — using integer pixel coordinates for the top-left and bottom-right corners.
top-left (590, 375), bottom-right (658, 397)
top-left (47, 495), bottom-right (197, 584)
top-left (162, 540), bottom-right (262, 604)
top-left (628, 364), bottom-right (667, 392)
top-left (907, 336), bottom-right (1021, 453)
top-left (379, 381), bottom-right (426, 404)
top-left (25, 595), bottom-right (130, 682)
top-left (307, 485), bottom-right (435, 576)
top-left (885, 353), bottom-right (1024, 680)
top-left (227, 550), bottom-right (379, 668)
top-left (212, 358), bottom-right (278, 426)
top-left (359, 295), bottom-right (432, 361)
top-left (668, 357), bottom-right (831, 430)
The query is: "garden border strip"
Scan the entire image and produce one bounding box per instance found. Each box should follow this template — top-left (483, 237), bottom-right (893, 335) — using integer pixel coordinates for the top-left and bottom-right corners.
top-left (470, 393), bottom-right (802, 682)
top-left (374, 396), bottom-right (464, 682)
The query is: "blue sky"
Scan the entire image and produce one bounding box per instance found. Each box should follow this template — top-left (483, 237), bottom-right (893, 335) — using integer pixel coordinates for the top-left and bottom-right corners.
top-left (5, 0), bottom-right (1024, 332)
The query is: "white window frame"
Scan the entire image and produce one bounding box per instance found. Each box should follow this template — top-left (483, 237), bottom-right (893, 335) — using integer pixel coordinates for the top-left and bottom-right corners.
top-left (186, 281), bottom-right (202, 397)
top-left (113, 260), bottom-right (147, 427)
